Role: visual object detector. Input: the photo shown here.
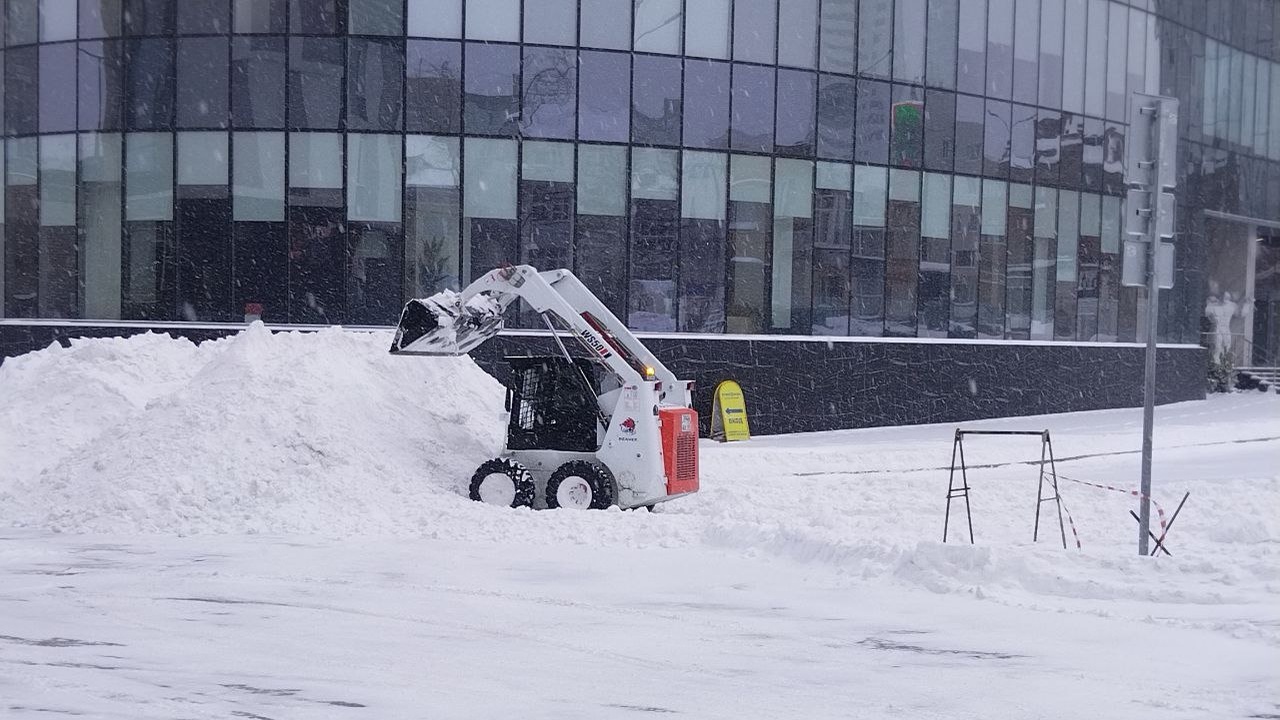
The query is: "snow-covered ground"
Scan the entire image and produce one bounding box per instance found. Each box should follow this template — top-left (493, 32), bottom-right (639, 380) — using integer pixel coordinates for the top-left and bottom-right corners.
top-left (1, 328), bottom-right (1277, 719)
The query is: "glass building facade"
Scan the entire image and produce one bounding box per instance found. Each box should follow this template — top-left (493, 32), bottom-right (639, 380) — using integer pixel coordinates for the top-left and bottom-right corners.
top-left (1, 0), bottom-right (1278, 345)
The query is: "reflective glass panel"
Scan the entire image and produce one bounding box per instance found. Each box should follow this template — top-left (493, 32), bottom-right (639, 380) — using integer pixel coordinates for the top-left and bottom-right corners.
top-left (893, 0), bottom-right (925, 83)
top-left (926, 0), bottom-right (957, 89)
top-left (634, 0), bottom-right (681, 54)
top-left (408, 0), bottom-right (461, 37)
top-left (525, 0), bottom-right (577, 45)
top-left (176, 37), bottom-right (229, 129)
top-left (819, 0), bottom-right (856, 74)
top-left (776, 69), bottom-right (816, 157)
top-left (858, 0), bottom-right (892, 78)
top-left (685, 0), bottom-right (730, 59)
top-left (684, 59), bottom-right (730, 150)
top-left (733, 0), bottom-right (776, 64)
top-left (578, 50), bottom-right (629, 142)
top-left (465, 0), bottom-right (519, 41)
top-left (731, 64), bottom-right (775, 153)
top-left (522, 46), bottom-right (577, 140)
top-left (232, 37), bottom-right (286, 129)
top-left (233, 132), bottom-right (285, 221)
top-left (779, 0), bottom-right (819, 69)
top-left (632, 55), bottom-right (681, 146)
top-left (406, 40), bottom-right (462, 134)
top-left (581, 0), bottom-right (631, 49)
top-left (464, 42), bottom-right (519, 136)
top-left (348, 38), bottom-right (405, 132)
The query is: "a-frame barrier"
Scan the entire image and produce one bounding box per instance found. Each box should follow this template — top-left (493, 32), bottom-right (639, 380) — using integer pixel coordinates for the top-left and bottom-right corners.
top-left (943, 429), bottom-right (1068, 549)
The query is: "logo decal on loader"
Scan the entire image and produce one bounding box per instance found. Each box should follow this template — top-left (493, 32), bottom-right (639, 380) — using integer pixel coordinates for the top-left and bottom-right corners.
top-left (579, 329), bottom-right (613, 359)
top-left (620, 417), bottom-right (637, 434)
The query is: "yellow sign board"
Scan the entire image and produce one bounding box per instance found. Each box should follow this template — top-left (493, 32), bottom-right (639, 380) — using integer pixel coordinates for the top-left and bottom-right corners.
top-left (711, 380), bottom-right (751, 442)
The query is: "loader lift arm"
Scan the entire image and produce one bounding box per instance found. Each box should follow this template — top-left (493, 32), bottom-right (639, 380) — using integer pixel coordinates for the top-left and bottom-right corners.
top-left (390, 265), bottom-right (691, 407)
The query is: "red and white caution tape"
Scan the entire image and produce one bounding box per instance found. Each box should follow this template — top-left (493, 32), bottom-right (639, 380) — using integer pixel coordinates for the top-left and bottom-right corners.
top-left (1056, 473), bottom-right (1168, 537)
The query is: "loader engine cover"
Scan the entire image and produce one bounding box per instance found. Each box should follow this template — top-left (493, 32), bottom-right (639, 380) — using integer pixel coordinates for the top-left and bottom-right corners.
top-left (659, 407), bottom-right (699, 496)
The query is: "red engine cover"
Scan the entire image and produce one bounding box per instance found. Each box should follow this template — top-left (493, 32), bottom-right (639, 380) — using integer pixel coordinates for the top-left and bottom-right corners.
top-left (659, 407), bottom-right (699, 495)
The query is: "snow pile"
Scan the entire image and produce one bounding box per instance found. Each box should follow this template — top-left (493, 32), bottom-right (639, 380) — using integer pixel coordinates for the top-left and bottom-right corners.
top-left (0, 325), bottom-right (505, 534)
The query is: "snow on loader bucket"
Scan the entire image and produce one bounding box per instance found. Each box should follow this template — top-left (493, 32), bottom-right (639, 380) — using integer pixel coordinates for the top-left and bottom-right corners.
top-left (388, 265), bottom-right (700, 511)
top-left (389, 290), bottom-right (506, 356)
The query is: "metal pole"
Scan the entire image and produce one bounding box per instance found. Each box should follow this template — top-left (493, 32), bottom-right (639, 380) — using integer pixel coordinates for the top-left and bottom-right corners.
top-left (1137, 104), bottom-right (1163, 557)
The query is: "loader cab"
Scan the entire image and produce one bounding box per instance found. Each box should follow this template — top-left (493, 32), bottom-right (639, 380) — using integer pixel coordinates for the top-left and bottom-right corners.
top-left (503, 356), bottom-right (601, 453)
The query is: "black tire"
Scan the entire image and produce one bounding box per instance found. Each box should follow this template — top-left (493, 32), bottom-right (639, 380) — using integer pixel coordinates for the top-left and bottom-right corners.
top-left (545, 461), bottom-right (615, 510)
top-left (469, 458), bottom-right (535, 508)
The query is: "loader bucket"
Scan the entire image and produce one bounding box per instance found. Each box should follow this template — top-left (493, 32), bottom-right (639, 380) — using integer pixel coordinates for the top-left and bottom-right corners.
top-left (389, 290), bottom-right (506, 356)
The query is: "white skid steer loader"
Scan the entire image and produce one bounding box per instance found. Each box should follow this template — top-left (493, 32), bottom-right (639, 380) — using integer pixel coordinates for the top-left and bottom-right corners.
top-left (390, 265), bottom-right (699, 510)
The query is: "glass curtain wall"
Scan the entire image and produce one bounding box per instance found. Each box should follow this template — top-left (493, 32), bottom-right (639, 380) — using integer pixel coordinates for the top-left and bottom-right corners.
top-left (2, 0), bottom-right (1271, 348)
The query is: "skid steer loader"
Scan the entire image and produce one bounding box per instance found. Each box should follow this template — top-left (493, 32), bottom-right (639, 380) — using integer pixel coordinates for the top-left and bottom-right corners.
top-left (390, 265), bottom-right (699, 510)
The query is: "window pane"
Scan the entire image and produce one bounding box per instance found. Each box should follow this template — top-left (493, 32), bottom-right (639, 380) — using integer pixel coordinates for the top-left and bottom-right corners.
top-left (679, 151), bottom-right (727, 332)
top-left (978, 179), bottom-right (1007, 338)
top-left (80, 0), bottom-right (122, 37)
top-left (634, 0), bottom-right (681, 54)
top-left (524, 0), bottom-right (576, 44)
top-left (731, 64), bottom-right (774, 153)
top-left (348, 38), bottom-right (404, 132)
top-left (776, 70), bottom-right (816, 157)
top-left (177, 37), bottom-right (229, 130)
top-left (1038, 0), bottom-right (1063, 106)
top-left (79, 40), bottom-right (125, 131)
top-left (812, 163), bottom-right (852, 336)
top-left (289, 132), bottom-right (343, 189)
top-left (986, 0), bottom-right (1012, 98)
top-left (581, 0), bottom-right (630, 49)
top-left (727, 154), bottom-right (771, 333)
top-left (1031, 186), bottom-right (1055, 339)
top-left (733, 0), bottom-right (776, 64)
top-left (405, 135), bottom-right (461, 296)
top-left (926, 0), bottom-right (957, 89)
top-left (779, 0), bottom-right (818, 68)
top-left (39, 0), bottom-right (77, 41)
top-left (955, 0), bottom-right (988, 96)
top-left (890, 85), bottom-right (924, 168)
top-left (576, 144), bottom-right (627, 317)
top-left (288, 37), bottom-right (343, 129)
top-left (349, 0), bottom-right (402, 34)
top-left (464, 42), bottom-right (519, 136)
top-left (630, 147), bottom-right (679, 330)
top-left (522, 46), bottom-right (576, 140)
top-left (855, 79), bottom-right (890, 164)
top-left (683, 59), bottom-right (730, 150)
top-left (1010, 102), bottom-right (1035, 183)
top-left (885, 169), bottom-right (919, 336)
top-left (234, 0), bottom-right (286, 32)
top-left (820, 0), bottom-right (856, 74)
top-left (893, 0), bottom-right (925, 83)
top-left (858, 0), bottom-right (892, 78)
top-left (233, 132), bottom-right (284, 221)
top-left (1012, 0), bottom-right (1038, 104)
top-left (917, 171), bottom-right (950, 337)
top-left (772, 158), bottom-right (813, 331)
top-left (632, 55), bottom-right (681, 146)
top-left (1083, 0), bottom-right (1106, 117)
top-left (577, 144), bottom-right (626, 216)
top-left (923, 89), bottom-right (954, 172)
top-left (232, 37), bottom-right (286, 129)
top-left (126, 39), bottom-right (173, 131)
top-left (407, 40), bottom-right (462, 134)
top-left (1006, 182), bottom-right (1033, 338)
top-left (1081, 116), bottom-right (1102, 191)
top-left (984, 99), bottom-right (1010, 177)
top-left (7, 0), bottom-right (38, 44)
top-left (125, 132), bottom-right (172, 221)
top-left (40, 134), bottom-right (76, 226)
top-left (818, 74), bottom-right (856, 160)
top-left (348, 134), bottom-right (401, 222)
top-left (954, 94), bottom-right (983, 175)
top-left (177, 0), bottom-right (229, 33)
top-left (408, 0), bottom-right (461, 37)
top-left (40, 43), bottom-right (76, 133)
top-left (466, 0), bottom-right (519, 41)
top-left (1055, 188), bottom-right (1078, 339)
top-left (80, 132), bottom-right (123, 319)
top-left (1035, 107), bottom-right (1059, 185)
top-left (177, 131), bottom-right (228, 186)
top-left (464, 137), bottom-right (517, 219)
top-left (519, 142), bottom-right (574, 299)
top-left (1061, 0), bottom-right (1085, 112)
top-left (290, 0), bottom-right (340, 33)
top-left (685, 0), bottom-right (730, 59)
top-left (578, 50), bottom-right (629, 142)
top-left (1104, 2), bottom-right (1126, 120)
top-left (5, 47), bottom-right (36, 135)
top-left (949, 175), bottom-right (979, 337)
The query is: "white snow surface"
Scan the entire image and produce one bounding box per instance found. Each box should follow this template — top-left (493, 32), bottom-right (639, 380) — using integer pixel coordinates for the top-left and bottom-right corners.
top-left (1, 327), bottom-right (1278, 719)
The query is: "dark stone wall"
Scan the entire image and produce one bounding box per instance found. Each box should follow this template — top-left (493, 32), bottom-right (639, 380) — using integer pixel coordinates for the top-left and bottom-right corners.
top-left (473, 335), bottom-right (1207, 435)
top-left (1, 323), bottom-right (1206, 436)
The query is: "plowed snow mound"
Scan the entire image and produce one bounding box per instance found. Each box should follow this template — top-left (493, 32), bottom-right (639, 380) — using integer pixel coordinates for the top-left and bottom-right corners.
top-left (0, 324), bottom-right (504, 534)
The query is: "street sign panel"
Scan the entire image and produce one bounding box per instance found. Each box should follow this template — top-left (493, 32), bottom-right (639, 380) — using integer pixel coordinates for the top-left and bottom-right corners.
top-left (1125, 93), bottom-right (1180, 190)
top-left (1156, 191), bottom-right (1176, 239)
top-left (1122, 240), bottom-right (1176, 289)
top-left (1125, 188), bottom-right (1151, 237)
top-left (1157, 241), bottom-right (1175, 289)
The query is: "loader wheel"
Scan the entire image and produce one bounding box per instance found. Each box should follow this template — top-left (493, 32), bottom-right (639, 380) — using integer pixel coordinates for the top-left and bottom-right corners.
top-left (469, 458), bottom-right (535, 508)
top-left (545, 461), bottom-right (615, 510)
